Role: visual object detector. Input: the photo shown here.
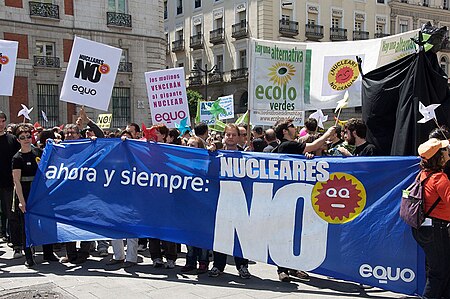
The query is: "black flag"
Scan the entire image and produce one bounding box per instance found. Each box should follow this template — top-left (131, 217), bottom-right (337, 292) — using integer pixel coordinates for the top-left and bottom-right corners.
top-left (361, 30), bottom-right (450, 156)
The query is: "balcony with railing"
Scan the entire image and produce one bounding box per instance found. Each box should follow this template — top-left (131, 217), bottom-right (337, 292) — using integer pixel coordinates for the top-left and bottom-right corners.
top-left (232, 21), bottom-right (248, 39)
top-left (374, 32), bottom-right (390, 38)
top-left (29, 1), bottom-right (59, 19)
top-left (353, 30), bottom-right (369, 41)
top-left (305, 24), bottom-right (324, 40)
top-left (210, 28), bottom-right (225, 44)
top-left (231, 68), bottom-right (248, 81)
top-left (172, 39), bottom-right (184, 52)
top-left (209, 71), bottom-right (223, 84)
top-left (33, 56), bottom-right (60, 68)
top-left (279, 19), bottom-right (299, 37)
top-left (190, 34), bottom-right (203, 50)
top-left (189, 74), bottom-right (202, 86)
top-left (118, 62), bottom-right (132, 72)
top-left (330, 27), bottom-right (347, 41)
top-left (441, 38), bottom-right (450, 52)
top-left (107, 12), bottom-right (132, 28)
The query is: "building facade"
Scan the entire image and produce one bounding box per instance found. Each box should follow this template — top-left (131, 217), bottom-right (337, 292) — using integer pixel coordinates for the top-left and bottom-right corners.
top-left (164, 0), bottom-right (391, 118)
top-left (389, 0), bottom-right (450, 76)
top-left (165, 0), bottom-right (450, 121)
top-left (0, 0), bottom-right (164, 128)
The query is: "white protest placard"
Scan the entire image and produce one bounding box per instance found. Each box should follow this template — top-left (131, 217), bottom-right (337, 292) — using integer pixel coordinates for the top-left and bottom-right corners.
top-left (199, 101), bottom-right (216, 125)
top-left (249, 30), bottom-right (421, 115)
top-left (0, 40), bottom-right (18, 96)
top-left (249, 39), bottom-right (307, 126)
top-left (217, 95), bottom-right (234, 120)
top-left (60, 36), bottom-right (122, 111)
top-left (97, 113), bottom-right (112, 129)
top-left (145, 67), bottom-right (190, 128)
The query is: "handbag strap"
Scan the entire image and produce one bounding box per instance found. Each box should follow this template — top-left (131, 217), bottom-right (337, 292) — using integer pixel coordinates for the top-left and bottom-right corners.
top-left (424, 197), bottom-right (442, 218)
top-left (420, 171), bottom-right (442, 218)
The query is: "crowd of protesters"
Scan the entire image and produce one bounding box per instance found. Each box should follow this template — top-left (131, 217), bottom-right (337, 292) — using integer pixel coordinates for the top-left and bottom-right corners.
top-left (0, 108), bottom-right (449, 294)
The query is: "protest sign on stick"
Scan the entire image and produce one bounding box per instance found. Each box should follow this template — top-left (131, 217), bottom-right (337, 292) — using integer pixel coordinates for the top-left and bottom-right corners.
top-left (60, 36), bottom-right (122, 111)
top-left (0, 39), bottom-right (18, 96)
top-left (145, 67), bottom-right (190, 128)
top-left (97, 114), bottom-right (112, 129)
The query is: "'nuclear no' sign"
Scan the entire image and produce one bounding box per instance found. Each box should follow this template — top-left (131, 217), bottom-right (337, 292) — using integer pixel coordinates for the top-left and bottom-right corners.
top-left (97, 113), bottom-right (112, 129)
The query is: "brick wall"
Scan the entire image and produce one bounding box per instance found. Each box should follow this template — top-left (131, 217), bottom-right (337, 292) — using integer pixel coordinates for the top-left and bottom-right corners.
top-left (3, 33), bottom-right (28, 59)
top-left (5, 0), bottom-right (22, 8)
top-left (9, 76), bottom-right (28, 123)
top-left (64, 0), bottom-right (74, 16)
top-left (63, 39), bottom-right (73, 62)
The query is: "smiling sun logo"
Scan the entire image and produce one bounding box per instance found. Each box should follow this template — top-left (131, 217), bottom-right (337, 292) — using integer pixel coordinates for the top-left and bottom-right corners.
top-left (98, 63), bottom-right (110, 75)
top-left (311, 172), bottom-right (366, 224)
top-left (268, 62), bottom-right (296, 86)
top-left (0, 54), bottom-right (9, 66)
top-left (327, 59), bottom-right (359, 91)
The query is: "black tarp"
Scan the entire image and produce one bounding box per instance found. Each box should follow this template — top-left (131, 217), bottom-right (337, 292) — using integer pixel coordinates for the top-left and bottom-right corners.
top-left (361, 49), bottom-right (450, 156)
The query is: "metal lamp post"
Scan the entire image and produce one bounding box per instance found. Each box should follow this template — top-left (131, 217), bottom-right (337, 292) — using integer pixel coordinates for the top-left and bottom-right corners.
top-left (193, 63), bottom-right (216, 101)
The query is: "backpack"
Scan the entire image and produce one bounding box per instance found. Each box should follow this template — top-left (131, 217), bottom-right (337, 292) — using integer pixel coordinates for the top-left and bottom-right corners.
top-left (399, 171), bottom-right (441, 229)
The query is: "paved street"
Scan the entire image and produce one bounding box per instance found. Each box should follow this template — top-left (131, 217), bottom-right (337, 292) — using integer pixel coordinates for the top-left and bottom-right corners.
top-left (0, 242), bottom-right (416, 299)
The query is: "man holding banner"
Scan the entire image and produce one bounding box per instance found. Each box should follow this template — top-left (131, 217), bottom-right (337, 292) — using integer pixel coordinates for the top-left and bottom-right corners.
top-left (273, 119), bottom-right (335, 281)
top-left (0, 112), bottom-right (20, 255)
top-left (209, 124), bottom-right (251, 279)
top-left (59, 124), bottom-right (93, 264)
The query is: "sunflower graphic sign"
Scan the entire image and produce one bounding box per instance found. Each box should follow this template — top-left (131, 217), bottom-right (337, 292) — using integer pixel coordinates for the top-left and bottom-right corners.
top-left (249, 39), bottom-right (308, 126)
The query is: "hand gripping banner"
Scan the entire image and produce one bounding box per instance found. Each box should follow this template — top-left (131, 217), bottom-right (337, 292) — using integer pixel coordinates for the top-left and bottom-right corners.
top-left (26, 139), bottom-right (423, 295)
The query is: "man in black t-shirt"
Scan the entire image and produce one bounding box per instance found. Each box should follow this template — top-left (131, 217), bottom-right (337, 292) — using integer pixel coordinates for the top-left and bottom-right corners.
top-left (0, 112), bottom-right (20, 249)
top-left (337, 118), bottom-right (377, 156)
top-left (272, 119), bottom-right (335, 282)
top-left (274, 119), bottom-right (335, 156)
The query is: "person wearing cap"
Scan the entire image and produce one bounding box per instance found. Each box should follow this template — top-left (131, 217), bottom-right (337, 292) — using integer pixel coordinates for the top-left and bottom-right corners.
top-left (413, 138), bottom-right (450, 299)
top-left (428, 126), bottom-right (450, 179)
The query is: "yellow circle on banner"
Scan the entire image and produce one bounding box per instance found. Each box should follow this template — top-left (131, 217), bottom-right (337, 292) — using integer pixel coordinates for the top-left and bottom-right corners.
top-left (327, 59), bottom-right (360, 91)
top-left (311, 172), bottom-right (366, 224)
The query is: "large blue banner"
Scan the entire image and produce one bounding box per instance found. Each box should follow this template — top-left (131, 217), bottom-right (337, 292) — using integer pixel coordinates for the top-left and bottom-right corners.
top-left (27, 139), bottom-right (423, 295)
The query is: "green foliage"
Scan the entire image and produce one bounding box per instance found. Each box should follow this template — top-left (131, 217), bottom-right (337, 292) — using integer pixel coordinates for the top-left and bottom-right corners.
top-left (187, 89), bottom-right (203, 119)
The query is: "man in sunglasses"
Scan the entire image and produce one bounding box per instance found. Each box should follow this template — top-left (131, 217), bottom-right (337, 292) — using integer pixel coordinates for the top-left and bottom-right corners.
top-left (0, 112), bottom-right (20, 255)
top-left (274, 120), bottom-right (335, 156)
top-left (273, 119), bottom-right (336, 282)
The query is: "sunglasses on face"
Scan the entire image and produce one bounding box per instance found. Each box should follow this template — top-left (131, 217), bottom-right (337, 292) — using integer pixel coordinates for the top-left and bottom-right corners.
top-left (19, 135), bottom-right (32, 140)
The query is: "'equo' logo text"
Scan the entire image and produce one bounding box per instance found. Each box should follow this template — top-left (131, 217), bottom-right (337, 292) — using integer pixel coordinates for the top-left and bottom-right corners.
top-left (327, 59), bottom-right (359, 91)
top-left (359, 264), bottom-right (415, 284)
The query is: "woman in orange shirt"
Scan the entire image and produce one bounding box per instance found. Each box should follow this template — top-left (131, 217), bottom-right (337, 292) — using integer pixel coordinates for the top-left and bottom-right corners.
top-left (413, 138), bottom-right (450, 299)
